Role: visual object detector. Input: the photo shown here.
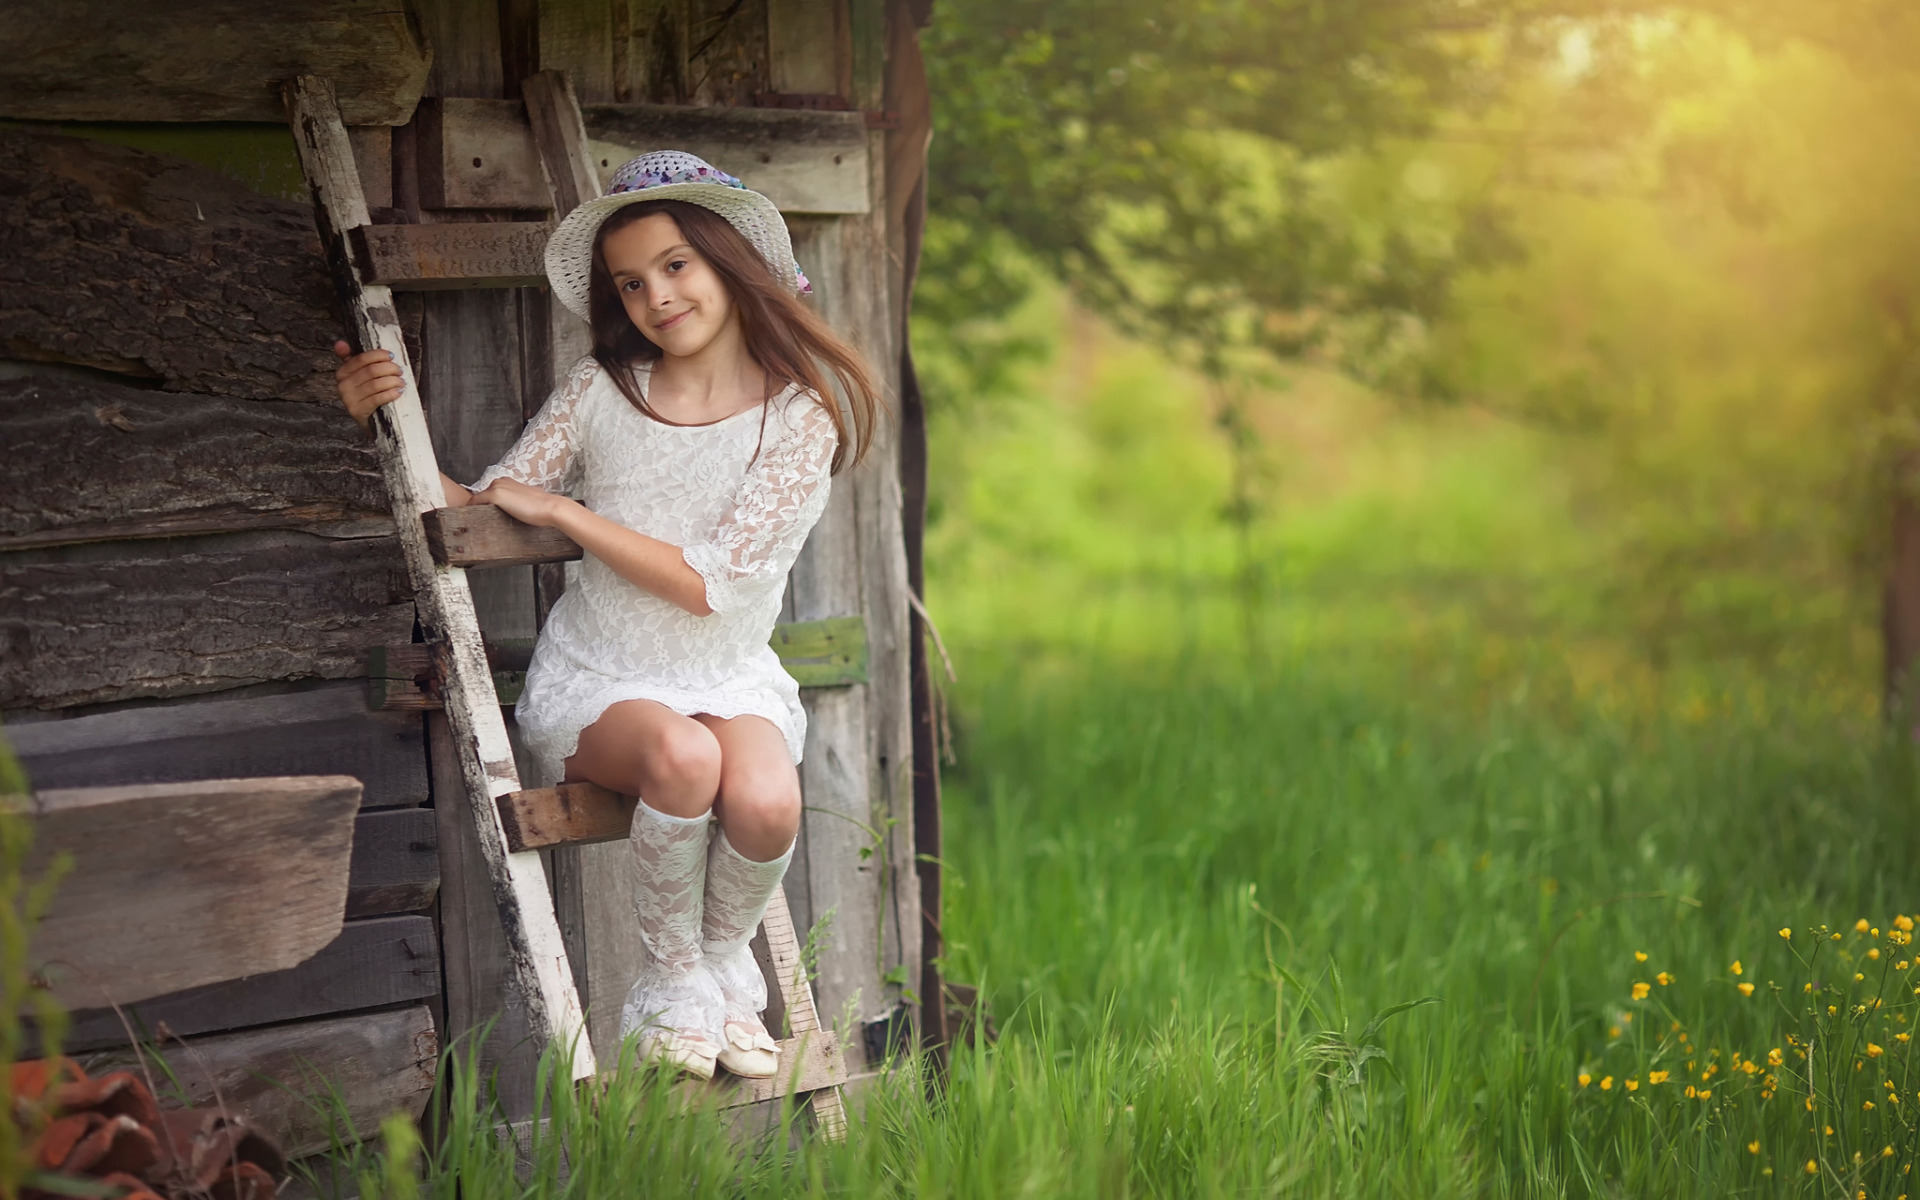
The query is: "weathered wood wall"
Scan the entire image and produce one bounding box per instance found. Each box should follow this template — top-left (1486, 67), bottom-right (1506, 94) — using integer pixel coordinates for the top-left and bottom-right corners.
top-left (0, 0), bottom-right (922, 1124)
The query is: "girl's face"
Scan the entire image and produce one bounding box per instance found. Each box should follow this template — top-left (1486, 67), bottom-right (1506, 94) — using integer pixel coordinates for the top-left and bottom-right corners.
top-left (601, 213), bottom-right (738, 358)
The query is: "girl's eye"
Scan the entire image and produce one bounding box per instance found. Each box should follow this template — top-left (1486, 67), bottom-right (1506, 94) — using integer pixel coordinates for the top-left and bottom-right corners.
top-left (668, 259), bottom-right (687, 272)
top-left (622, 279), bottom-right (643, 292)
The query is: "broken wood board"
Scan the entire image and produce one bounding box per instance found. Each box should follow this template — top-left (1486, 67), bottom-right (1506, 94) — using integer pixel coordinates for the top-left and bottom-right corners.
top-left (0, 375), bottom-right (394, 553)
top-left (347, 806), bottom-right (439, 918)
top-left (0, 0), bottom-right (430, 125)
top-left (422, 504), bottom-right (583, 568)
top-left (60, 914), bottom-right (440, 1053)
top-left (349, 222), bottom-right (552, 290)
top-left (80, 1005), bottom-right (437, 1160)
top-left (0, 530), bottom-right (415, 711)
top-left (6, 682), bottom-right (428, 808)
top-left (26, 776), bottom-right (361, 1011)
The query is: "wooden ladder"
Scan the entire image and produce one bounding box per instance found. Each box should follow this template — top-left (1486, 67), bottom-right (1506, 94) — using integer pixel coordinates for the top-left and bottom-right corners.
top-left (282, 72), bottom-right (847, 1134)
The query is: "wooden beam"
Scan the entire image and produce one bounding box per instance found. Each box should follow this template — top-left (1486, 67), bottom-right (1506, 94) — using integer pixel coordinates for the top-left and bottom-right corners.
top-left (683, 1030), bottom-right (848, 1111)
top-left (583, 104), bottom-right (870, 215)
top-left (79, 1006), bottom-right (437, 1160)
top-left (417, 97), bottom-right (552, 210)
top-left (285, 75), bottom-right (593, 1079)
top-left (522, 72), bottom-right (601, 215)
top-left (349, 222), bottom-right (551, 290)
top-left (347, 806), bottom-right (440, 918)
top-left (0, 0), bottom-right (430, 125)
top-left (497, 783), bottom-right (636, 853)
top-left (8, 682), bottom-right (428, 809)
top-left (422, 504), bottom-right (583, 568)
top-left (60, 915), bottom-right (440, 1053)
top-left (365, 619), bottom-right (867, 710)
top-left (27, 777), bottom-right (361, 1011)
top-left (1, 530), bottom-right (415, 712)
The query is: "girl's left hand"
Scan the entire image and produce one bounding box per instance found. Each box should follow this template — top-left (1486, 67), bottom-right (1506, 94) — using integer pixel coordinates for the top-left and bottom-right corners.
top-left (471, 477), bottom-right (574, 528)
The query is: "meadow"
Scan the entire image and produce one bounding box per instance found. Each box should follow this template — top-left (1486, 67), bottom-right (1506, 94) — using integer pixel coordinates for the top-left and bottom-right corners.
top-left (311, 287), bottom-right (1920, 1198)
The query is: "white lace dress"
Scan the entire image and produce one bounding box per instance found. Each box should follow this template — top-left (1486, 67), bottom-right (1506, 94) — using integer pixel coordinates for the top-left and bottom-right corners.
top-left (470, 356), bottom-right (836, 784)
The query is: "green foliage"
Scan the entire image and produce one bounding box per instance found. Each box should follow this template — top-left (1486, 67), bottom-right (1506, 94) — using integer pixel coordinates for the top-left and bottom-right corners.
top-left (0, 729), bottom-right (70, 1200)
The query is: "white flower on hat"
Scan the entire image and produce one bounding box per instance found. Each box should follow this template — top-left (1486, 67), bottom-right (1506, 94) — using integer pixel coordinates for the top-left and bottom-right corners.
top-left (544, 150), bottom-right (809, 321)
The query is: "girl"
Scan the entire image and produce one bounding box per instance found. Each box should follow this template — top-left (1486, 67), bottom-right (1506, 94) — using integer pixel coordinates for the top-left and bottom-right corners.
top-left (333, 151), bottom-right (879, 1082)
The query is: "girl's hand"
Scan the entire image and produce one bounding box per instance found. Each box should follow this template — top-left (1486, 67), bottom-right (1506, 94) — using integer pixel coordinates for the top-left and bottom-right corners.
top-left (471, 477), bottom-right (574, 528)
top-left (333, 339), bottom-right (406, 430)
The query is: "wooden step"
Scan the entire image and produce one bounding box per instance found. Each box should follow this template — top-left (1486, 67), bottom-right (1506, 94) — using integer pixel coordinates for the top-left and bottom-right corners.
top-left (421, 504), bottom-right (582, 567)
top-left (366, 617), bottom-right (869, 710)
top-left (348, 221), bottom-right (551, 290)
top-left (497, 782), bottom-right (632, 853)
top-left (678, 1029), bottom-right (849, 1111)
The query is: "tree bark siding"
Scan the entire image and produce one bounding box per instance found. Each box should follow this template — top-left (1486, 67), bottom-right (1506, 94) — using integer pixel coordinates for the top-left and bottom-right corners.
top-left (0, 129), bottom-right (340, 403)
top-left (0, 531), bottom-right (414, 710)
top-left (0, 375), bottom-right (390, 549)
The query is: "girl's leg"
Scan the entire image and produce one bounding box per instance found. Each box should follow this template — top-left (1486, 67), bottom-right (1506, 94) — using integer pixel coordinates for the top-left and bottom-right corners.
top-left (567, 701), bottom-right (727, 1077)
top-left (691, 713), bottom-right (800, 1077)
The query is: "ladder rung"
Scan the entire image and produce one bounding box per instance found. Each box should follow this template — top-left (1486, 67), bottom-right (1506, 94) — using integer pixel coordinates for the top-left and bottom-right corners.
top-left (348, 221), bottom-right (551, 290)
top-left (497, 782), bottom-right (634, 852)
top-left (676, 1029), bottom-right (850, 1110)
top-left (422, 505), bottom-right (583, 568)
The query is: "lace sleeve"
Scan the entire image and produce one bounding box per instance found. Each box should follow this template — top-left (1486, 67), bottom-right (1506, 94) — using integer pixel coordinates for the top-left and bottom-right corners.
top-left (469, 356), bottom-right (598, 493)
top-left (682, 392), bottom-right (839, 616)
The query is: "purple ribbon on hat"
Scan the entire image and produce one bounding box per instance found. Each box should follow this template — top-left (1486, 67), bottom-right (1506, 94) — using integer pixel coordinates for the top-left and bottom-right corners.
top-left (607, 162), bottom-right (751, 194)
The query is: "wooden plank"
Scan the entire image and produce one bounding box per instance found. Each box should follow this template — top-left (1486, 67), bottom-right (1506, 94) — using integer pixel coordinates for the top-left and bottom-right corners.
top-left (350, 222), bottom-right (552, 289)
top-left (6, 682), bottom-right (427, 808)
top-left (0, 375), bottom-right (392, 552)
top-left (583, 104), bottom-right (870, 214)
top-left (771, 615), bottom-right (870, 687)
top-left (0, 128), bottom-right (341, 405)
top-left (422, 504), bottom-right (584, 568)
top-left (0, 0), bottom-right (430, 124)
top-left (760, 888), bottom-right (847, 1136)
top-left (27, 776), bottom-right (361, 1010)
top-left (417, 98), bottom-right (552, 210)
top-left (682, 1030), bottom-right (848, 1110)
top-left (366, 619), bottom-right (866, 710)
top-left (767, 0), bottom-right (849, 98)
top-left (80, 1006), bottom-right (438, 1161)
top-left (347, 806), bottom-right (440, 918)
top-left (523, 72), bottom-right (603, 216)
top-left (286, 75), bottom-right (592, 1078)
top-left (431, 713), bottom-right (540, 1120)
top-left (496, 782), bottom-right (636, 853)
top-left (0, 529), bottom-right (415, 711)
top-left (60, 915), bottom-right (440, 1053)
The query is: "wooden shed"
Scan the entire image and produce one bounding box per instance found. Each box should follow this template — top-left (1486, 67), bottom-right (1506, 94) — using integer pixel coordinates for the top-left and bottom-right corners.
top-left (1, 0), bottom-right (942, 1147)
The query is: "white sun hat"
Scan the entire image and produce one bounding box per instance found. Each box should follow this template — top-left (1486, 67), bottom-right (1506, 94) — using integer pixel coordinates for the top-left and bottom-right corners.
top-left (544, 150), bottom-right (810, 321)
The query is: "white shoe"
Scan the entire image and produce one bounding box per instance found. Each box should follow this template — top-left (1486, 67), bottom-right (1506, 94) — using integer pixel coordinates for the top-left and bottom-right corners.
top-left (717, 1017), bottom-right (781, 1078)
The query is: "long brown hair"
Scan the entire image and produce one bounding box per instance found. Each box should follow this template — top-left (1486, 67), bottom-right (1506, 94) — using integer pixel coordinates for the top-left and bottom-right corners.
top-left (588, 199), bottom-right (878, 474)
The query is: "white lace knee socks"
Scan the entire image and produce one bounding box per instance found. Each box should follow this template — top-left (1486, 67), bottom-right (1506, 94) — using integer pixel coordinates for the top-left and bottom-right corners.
top-left (702, 831), bottom-right (794, 1062)
top-left (620, 801), bottom-right (725, 1073)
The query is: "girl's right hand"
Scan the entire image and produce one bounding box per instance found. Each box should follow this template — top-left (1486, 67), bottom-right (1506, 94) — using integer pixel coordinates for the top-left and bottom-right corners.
top-left (333, 339), bottom-right (406, 431)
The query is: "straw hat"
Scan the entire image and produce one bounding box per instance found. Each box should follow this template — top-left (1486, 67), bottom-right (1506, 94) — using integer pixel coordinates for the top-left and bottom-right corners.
top-left (544, 150), bottom-right (810, 322)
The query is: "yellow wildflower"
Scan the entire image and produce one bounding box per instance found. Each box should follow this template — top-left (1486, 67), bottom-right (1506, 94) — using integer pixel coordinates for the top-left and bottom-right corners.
top-left (1808, 1160), bottom-right (1819, 1175)
top-left (1600, 1076), bottom-right (1613, 1091)
top-left (1657, 972), bottom-right (1673, 986)
top-left (1578, 1072), bottom-right (1591, 1087)
top-left (1781, 928), bottom-right (1793, 940)
top-left (1649, 1070), bottom-right (1669, 1084)
top-left (1738, 983), bottom-right (1755, 997)
top-left (1748, 1141), bottom-right (1760, 1155)
top-left (1625, 1078), bottom-right (1639, 1092)
top-left (1609, 1025), bottom-right (1621, 1039)
top-left (1769, 1048), bottom-right (1784, 1066)
top-left (1872, 949), bottom-right (1883, 960)
top-left (1686, 1085), bottom-right (1697, 1098)
top-left (1898, 1033), bottom-right (1911, 1043)
top-left (1860, 919), bottom-right (1872, 932)
top-left (1867, 1100), bottom-right (1877, 1111)
top-left (1634, 950), bottom-right (1648, 962)
top-left (1857, 974), bottom-right (1867, 983)
top-left (1698, 1088), bottom-right (1711, 1099)
top-left (1632, 981), bottom-right (1651, 1000)
top-left (1899, 915), bottom-right (1914, 932)
top-left (1731, 960), bottom-right (1743, 975)
top-left (1870, 1043), bottom-right (1885, 1058)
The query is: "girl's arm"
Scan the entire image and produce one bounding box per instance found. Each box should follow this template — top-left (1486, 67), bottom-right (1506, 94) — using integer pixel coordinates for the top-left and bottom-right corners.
top-left (475, 395), bottom-right (837, 618)
top-left (333, 341), bottom-right (478, 507)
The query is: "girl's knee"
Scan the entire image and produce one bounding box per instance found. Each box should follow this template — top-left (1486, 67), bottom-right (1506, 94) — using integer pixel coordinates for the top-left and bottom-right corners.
top-left (641, 719), bottom-right (722, 806)
top-left (726, 769), bottom-right (800, 841)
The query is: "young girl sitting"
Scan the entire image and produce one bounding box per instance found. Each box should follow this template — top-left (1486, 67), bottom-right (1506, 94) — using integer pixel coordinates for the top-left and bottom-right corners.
top-left (332, 151), bottom-right (879, 1082)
